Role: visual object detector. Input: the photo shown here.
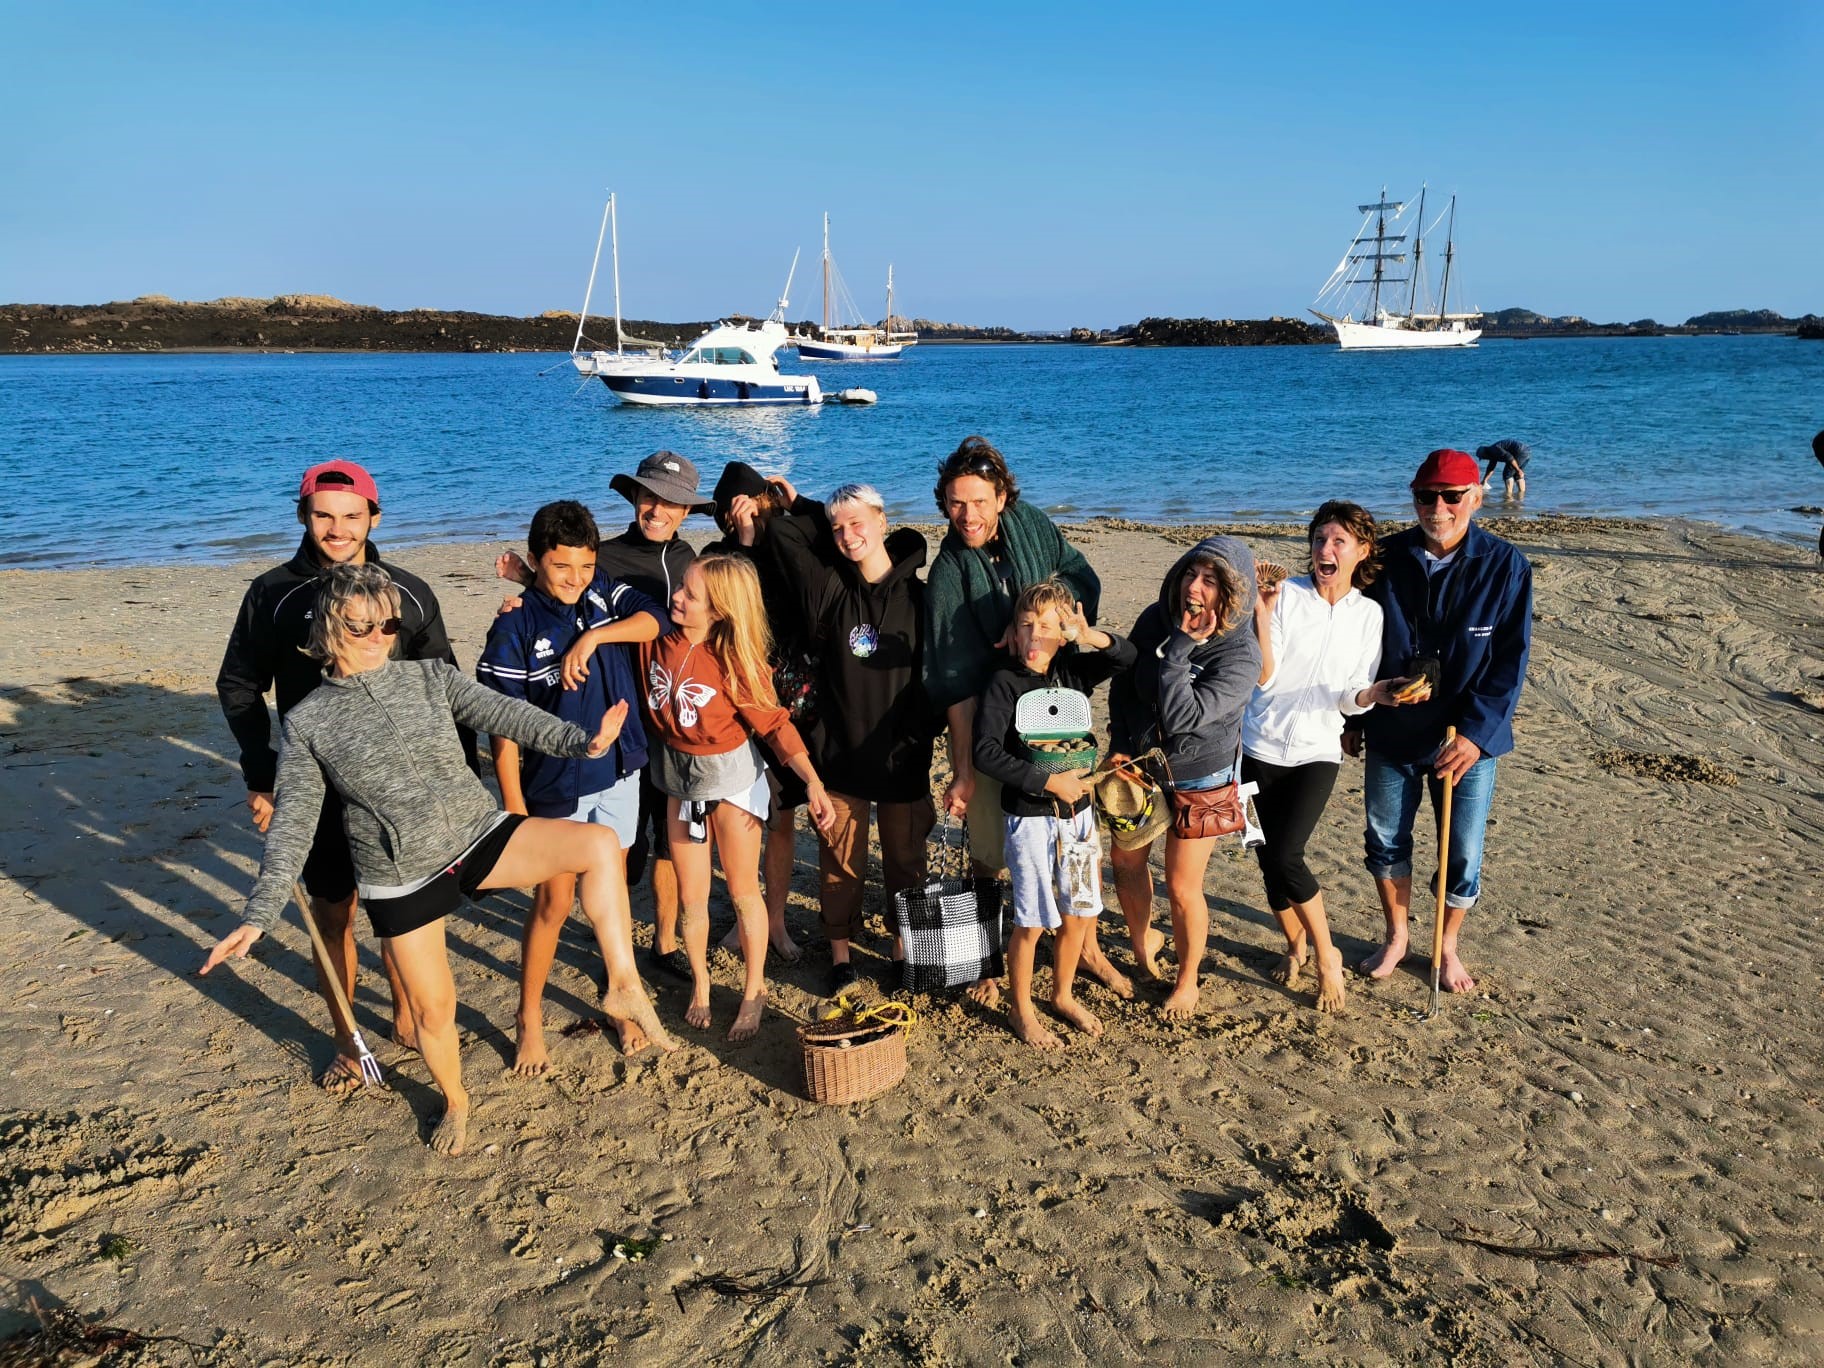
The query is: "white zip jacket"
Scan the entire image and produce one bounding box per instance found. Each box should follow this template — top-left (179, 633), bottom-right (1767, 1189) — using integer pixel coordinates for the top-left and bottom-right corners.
top-left (1242, 576), bottom-right (1383, 767)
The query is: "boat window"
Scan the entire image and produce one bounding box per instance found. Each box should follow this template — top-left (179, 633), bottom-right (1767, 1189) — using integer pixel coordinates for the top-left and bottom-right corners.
top-left (687, 347), bottom-right (757, 365)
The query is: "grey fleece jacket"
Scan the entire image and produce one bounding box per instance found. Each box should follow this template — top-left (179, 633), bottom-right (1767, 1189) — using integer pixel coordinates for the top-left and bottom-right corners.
top-left (1108, 535), bottom-right (1261, 779)
top-left (242, 659), bottom-right (592, 931)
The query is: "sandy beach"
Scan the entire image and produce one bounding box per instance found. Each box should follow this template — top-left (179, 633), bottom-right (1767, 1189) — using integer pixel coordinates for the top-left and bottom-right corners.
top-left (3, 514), bottom-right (1822, 1365)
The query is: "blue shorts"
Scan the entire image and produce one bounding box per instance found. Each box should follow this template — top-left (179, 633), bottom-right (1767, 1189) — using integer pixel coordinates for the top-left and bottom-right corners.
top-left (560, 772), bottom-right (641, 850)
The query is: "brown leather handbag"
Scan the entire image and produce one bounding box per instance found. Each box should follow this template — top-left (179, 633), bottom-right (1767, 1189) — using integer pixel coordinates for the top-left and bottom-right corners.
top-left (1161, 742), bottom-right (1247, 841)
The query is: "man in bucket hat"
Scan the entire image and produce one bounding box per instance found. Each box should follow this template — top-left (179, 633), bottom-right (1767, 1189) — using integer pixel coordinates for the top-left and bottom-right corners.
top-left (216, 459), bottom-right (469, 1089)
top-left (1345, 448), bottom-right (1532, 994)
top-left (599, 452), bottom-right (715, 980)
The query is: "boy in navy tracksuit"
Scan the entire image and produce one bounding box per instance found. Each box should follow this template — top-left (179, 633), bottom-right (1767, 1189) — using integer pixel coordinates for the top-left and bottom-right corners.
top-left (478, 501), bottom-right (670, 1074)
top-left (1348, 448), bottom-right (1532, 996)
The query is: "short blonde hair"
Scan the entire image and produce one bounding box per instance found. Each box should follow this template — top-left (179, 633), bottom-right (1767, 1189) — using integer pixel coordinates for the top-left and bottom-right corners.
top-left (1012, 576), bottom-right (1077, 625)
top-left (827, 482), bottom-right (886, 517)
top-left (304, 563), bottom-right (402, 663)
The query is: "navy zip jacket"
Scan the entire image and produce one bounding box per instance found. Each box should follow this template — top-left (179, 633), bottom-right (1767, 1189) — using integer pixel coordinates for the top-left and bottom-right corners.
top-left (216, 537), bottom-right (468, 792)
top-left (1359, 522), bottom-right (1532, 764)
top-left (475, 569), bottom-right (668, 816)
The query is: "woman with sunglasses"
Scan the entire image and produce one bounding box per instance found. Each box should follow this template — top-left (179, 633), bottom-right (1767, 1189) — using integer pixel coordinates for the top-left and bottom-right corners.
top-left (201, 563), bottom-right (676, 1158)
top-left (1347, 449), bottom-right (1533, 996)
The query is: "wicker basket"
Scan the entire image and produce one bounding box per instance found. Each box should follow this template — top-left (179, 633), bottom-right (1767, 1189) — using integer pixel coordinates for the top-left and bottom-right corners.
top-left (798, 1012), bottom-right (908, 1105)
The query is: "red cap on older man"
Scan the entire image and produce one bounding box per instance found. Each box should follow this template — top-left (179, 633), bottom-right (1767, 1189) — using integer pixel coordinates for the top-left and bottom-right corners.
top-left (1411, 449), bottom-right (1481, 488)
top-left (298, 460), bottom-right (381, 507)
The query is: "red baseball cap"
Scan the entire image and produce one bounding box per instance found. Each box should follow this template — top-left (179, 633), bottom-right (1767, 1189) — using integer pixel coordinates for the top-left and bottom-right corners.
top-left (298, 459), bottom-right (380, 507)
top-left (1411, 448), bottom-right (1480, 488)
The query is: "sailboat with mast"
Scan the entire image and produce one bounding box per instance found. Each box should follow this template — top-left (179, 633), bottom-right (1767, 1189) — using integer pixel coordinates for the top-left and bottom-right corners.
top-left (793, 213), bottom-right (918, 361)
top-left (569, 192), bottom-right (667, 378)
top-left (1311, 186), bottom-right (1482, 349)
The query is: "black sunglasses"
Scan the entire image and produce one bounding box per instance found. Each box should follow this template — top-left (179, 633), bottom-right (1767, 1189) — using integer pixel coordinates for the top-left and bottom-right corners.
top-left (1414, 488), bottom-right (1471, 507)
top-left (345, 617), bottom-right (403, 638)
top-left (944, 453), bottom-right (999, 479)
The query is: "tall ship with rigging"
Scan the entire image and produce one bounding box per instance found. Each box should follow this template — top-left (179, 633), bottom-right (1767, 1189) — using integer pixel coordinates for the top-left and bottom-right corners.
top-left (793, 213), bottom-right (918, 361)
top-left (1311, 187), bottom-right (1481, 349)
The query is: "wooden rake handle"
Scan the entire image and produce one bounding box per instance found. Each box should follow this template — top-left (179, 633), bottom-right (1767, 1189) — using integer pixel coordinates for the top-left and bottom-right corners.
top-left (1430, 727), bottom-right (1457, 1016)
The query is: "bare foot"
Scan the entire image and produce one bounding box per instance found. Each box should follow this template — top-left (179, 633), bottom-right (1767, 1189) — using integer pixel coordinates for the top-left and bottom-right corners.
top-left (510, 1016), bottom-right (550, 1077)
top-left (610, 1016), bottom-right (651, 1055)
top-left (601, 985), bottom-right (679, 1053)
top-left (1010, 1010), bottom-right (1062, 1050)
top-left (1082, 950), bottom-right (1134, 1001)
top-left (1439, 949), bottom-right (1477, 994)
top-left (1357, 938), bottom-right (1408, 980)
top-left (318, 1056), bottom-right (365, 1095)
top-left (1052, 996), bottom-right (1104, 1037)
top-left (390, 1023), bottom-right (420, 1055)
top-left (727, 993), bottom-right (766, 1043)
top-left (966, 978), bottom-right (1003, 1009)
top-left (1314, 948), bottom-right (1346, 1014)
top-left (1134, 926), bottom-right (1169, 979)
top-left (1160, 981), bottom-right (1201, 1020)
top-left (685, 1000), bottom-right (712, 1030)
top-left (1271, 943), bottom-right (1309, 987)
top-left (429, 1105), bottom-right (469, 1156)
top-left (768, 932), bottom-right (802, 966)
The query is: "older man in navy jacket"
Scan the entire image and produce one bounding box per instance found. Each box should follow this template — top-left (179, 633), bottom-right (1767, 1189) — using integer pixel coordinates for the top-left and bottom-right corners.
top-left (1350, 449), bottom-right (1532, 994)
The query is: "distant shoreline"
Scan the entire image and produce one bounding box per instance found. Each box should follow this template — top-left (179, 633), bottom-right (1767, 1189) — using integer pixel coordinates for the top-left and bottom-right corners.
top-left (2, 296), bottom-right (1818, 354)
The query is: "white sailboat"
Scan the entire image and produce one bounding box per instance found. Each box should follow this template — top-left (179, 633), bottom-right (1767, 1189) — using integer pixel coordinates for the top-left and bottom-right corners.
top-left (793, 213), bottom-right (918, 361)
top-left (1312, 187), bottom-right (1481, 349)
top-left (569, 192), bottom-right (666, 378)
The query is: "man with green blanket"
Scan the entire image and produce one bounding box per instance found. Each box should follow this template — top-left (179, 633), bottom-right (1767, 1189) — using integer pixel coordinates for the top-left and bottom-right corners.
top-left (924, 437), bottom-right (1126, 1002)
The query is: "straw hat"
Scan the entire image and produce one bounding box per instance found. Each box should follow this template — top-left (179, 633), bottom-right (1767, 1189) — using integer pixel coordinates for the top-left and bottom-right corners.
top-left (1092, 756), bottom-right (1170, 851)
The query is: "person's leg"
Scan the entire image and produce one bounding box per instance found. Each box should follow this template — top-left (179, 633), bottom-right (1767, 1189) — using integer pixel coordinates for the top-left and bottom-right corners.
top-left (381, 918), bottom-right (467, 1155)
top-left (1264, 762), bottom-right (1345, 1009)
top-left (665, 801), bottom-right (716, 1029)
top-left (876, 796), bottom-right (936, 964)
top-left (1109, 840), bottom-right (1165, 977)
top-left (1245, 757), bottom-right (1308, 984)
top-left (637, 772), bottom-right (685, 961)
top-left (710, 802), bottom-right (770, 1041)
top-left (1360, 753), bottom-right (1421, 978)
top-left (1161, 832), bottom-right (1218, 1018)
top-left (1051, 914), bottom-right (1103, 1036)
top-left (1006, 927), bottom-right (1056, 1049)
top-left (817, 791), bottom-right (870, 991)
top-left (1430, 755), bottom-right (1498, 993)
top-left (480, 818), bottom-right (676, 1054)
top-left (305, 889), bottom-right (365, 1091)
top-left (759, 797), bottom-right (803, 962)
top-left (962, 776), bottom-right (1007, 1007)
top-left (511, 872), bottom-right (575, 1075)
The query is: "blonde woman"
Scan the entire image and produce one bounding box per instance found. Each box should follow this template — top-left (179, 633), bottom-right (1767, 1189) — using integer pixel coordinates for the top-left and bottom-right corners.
top-left (201, 564), bottom-right (676, 1158)
top-left (640, 555), bottom-right (838, 1041)
top-left (1106, 537), bottom-right (1261, 1019)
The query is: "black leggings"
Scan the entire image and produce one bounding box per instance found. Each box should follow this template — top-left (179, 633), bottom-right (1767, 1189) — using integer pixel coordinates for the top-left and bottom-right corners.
top-left (1241, 756), bottom-right (1339, 910)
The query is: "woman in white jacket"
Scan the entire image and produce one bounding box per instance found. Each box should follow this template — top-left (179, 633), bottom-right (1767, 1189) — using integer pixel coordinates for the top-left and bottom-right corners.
top-left (1243, 502), bottom-right (1417, 1012)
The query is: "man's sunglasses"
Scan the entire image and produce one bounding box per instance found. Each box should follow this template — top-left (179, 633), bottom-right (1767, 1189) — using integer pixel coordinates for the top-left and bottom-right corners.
top-left (1414, 488), bottom-right (1472, 507)
top-left (345, 617), bottom-right (403, 638)
top-left (943, 453), bottom-right (999, 479)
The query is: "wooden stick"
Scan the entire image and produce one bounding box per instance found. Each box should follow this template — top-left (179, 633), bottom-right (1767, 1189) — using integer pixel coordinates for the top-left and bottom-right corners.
top-left (1430, 726), bottom-right (1457, 1017)
top-left (291, 881), bottom-right (384, 1086)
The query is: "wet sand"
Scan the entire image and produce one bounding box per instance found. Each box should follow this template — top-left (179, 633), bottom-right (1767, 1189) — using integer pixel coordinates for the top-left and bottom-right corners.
top-left (2, 515), bottom-right (1821, 1363)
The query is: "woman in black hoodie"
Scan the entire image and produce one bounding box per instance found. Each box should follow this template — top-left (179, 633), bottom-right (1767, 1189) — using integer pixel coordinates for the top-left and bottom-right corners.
top-left (766, 483), bottom-right (939, 994)
top-left (1107, 535), bottom-right (1260, 1019)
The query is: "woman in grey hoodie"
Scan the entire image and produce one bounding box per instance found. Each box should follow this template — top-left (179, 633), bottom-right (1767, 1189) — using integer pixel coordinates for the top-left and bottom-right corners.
top-left (201, 565), bottom-right (676, 1157)
top-left (1107, 536), bottom-right (1260, 1018)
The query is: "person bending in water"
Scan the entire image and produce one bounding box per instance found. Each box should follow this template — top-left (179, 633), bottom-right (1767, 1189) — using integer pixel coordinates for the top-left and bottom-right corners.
top-left (202, 564), bottom-right (675, 1158)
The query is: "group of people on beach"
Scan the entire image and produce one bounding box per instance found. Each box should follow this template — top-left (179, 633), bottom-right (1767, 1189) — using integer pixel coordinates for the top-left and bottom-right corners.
top-left (199, 437), bottom-right (1531, 1155)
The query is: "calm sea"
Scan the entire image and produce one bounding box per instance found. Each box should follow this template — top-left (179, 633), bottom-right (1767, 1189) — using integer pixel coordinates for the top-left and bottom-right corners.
top-left (2, 337), bottom-right (1820, 569)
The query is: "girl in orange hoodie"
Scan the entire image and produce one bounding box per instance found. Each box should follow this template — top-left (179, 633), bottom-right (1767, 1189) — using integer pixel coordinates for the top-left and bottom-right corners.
top-left (641, 554), bottom-right (838, 1040)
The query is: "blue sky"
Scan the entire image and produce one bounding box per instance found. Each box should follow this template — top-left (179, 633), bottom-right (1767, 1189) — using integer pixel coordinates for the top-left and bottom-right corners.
top-left (4, 2), bottom-right (1819, 328)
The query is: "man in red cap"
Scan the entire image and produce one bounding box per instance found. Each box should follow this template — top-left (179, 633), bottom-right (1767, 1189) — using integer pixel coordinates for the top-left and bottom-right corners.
top-left (216, 460), bottom-right (470, 1089)
top-left (1346, 449), bottom-right (1533, 994)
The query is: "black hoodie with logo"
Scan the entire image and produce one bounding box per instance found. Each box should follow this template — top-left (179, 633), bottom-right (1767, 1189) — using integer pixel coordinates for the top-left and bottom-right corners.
top-left (595, 523), bottom-right (698, 609)
top-left (764, 518), bottom-right (939, 803)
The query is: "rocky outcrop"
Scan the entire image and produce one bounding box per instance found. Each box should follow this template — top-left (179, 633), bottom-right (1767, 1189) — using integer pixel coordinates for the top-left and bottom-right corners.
top-left (0, 297), bottom-right (713, 354)
top-left (1798, 316), bottom-right (1824, 341)
top-left (1116, 316), bottom-right (1326, 347)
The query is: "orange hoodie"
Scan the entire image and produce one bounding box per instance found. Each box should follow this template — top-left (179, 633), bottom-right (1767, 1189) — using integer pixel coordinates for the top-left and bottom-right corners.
top-left (638, 631), bottom-right (806, 764)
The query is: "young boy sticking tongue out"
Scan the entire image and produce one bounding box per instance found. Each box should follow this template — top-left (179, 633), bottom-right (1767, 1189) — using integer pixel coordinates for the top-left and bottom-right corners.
top-left (972, 579), bottom-right (1136, 1049)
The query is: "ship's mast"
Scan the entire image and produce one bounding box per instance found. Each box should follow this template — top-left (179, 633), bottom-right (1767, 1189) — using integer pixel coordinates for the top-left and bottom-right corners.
top-left (1406, 184), bottom-right (1427, 319)
top-left (574, 191), bottom-right (613, 357)
top-left (821, 212), bottom-right (831, 332)
top-left (1353, 188), bottom-right (1406, 322)
top-left (1437, 196), bottom-right (1458, 324)
top-left (886, 264), bottom-right (894, 336)
top-left (609, 192), bottom-right (624, 354)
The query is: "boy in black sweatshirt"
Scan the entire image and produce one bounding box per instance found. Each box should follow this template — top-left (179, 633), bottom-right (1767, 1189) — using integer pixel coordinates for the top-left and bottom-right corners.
top-left (973, 579), bottom-right (1136, 1048)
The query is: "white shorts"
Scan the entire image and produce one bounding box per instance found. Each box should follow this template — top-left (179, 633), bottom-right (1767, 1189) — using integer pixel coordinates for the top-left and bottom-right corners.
top-left (1004, 807), bottom-right (1103, 931)
top-left (564, 771), bottom-right (641, 849)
